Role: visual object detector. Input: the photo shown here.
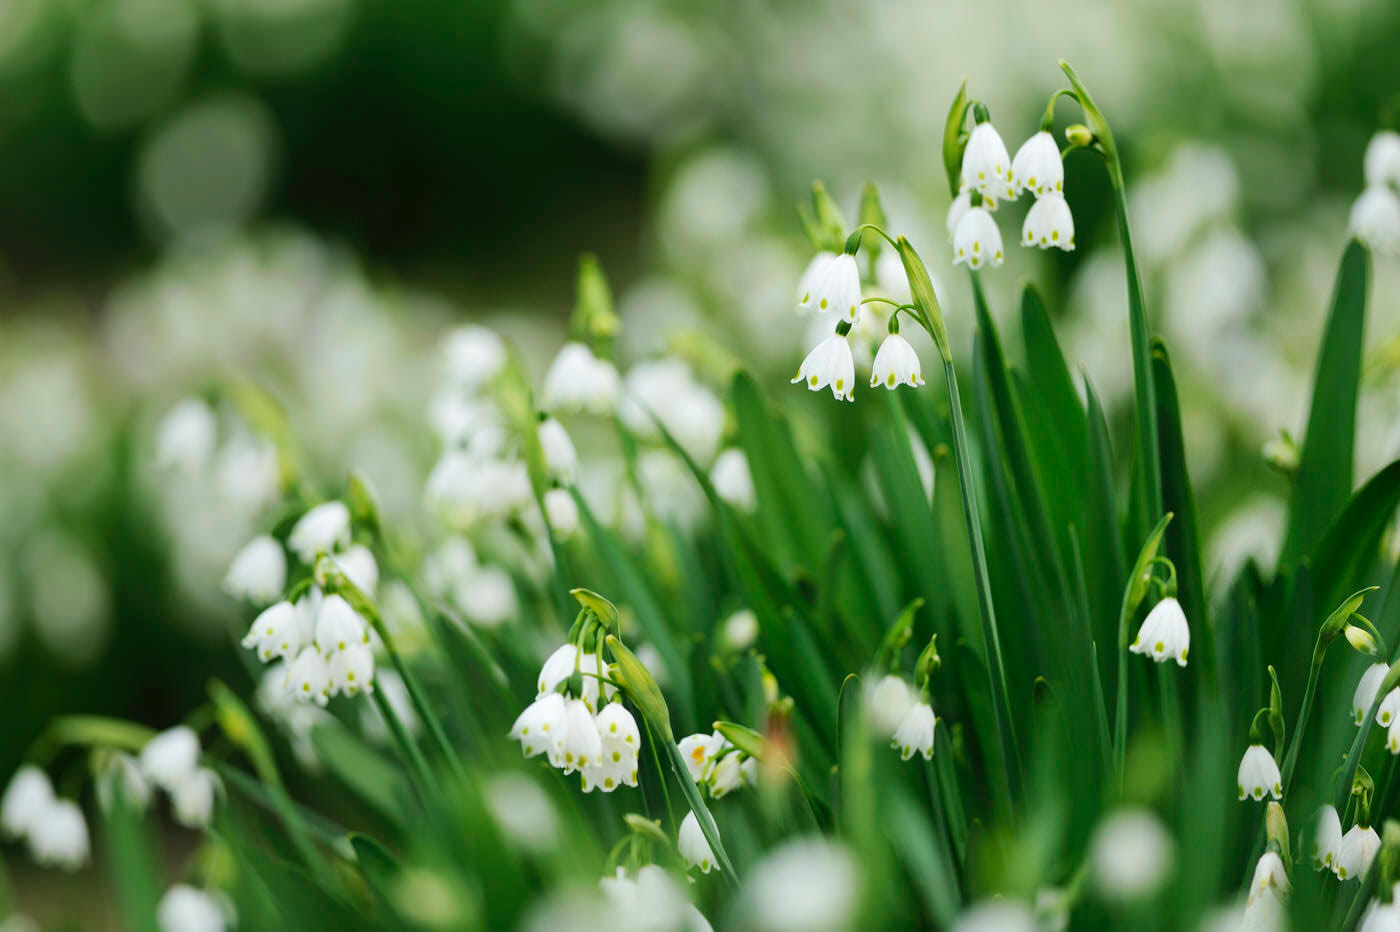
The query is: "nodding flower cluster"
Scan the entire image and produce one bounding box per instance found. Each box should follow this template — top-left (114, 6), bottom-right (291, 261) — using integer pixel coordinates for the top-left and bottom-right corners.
top-left (1350, 130), bottom-right (1400, 256)
top-left (677, 731), bottom-right (758, 799)
top-left (1, 765), bottom-right (90, 872)
top-left (510, 628), bottom-right (642, 794)
top-left (235, 501), bottom-right (379, 707)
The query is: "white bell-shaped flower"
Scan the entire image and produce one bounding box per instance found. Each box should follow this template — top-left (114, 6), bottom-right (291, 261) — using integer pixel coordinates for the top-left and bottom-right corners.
top-left (582, 703), bottom-right (640, 794)
top-left (334, 545), bottom-right (379, 598)
top-left (454, 566), bottom-right (518, 630)
top-left (864, 674), bottom-right (915, 737)
top-left (441, 324), bottom-right (507, 390)
top-left (241, 601), bottom-right (303, 663)
top-left (1379, 688), bottom-right (1400, 728)
top-left (1241, 887), bottom-right (1286, 932)
top-left (710, 448), bottom-right (756, 512)
top-left (678, 732), bottom-right (724, 783)
top-left (170, 768), bottom-right (220, 829)
top-left (952, 207), bottom-right (1004, 270)
top-left (543, 488), bottom-right (580, 538)
top-left (1249, 851), bottom-right (1290, 903)
top-left (1011, 131), bottom-right (1064, 198)
top-left (1313, 805), bottom-right (1344, 871)
top-left (795, 252), bottom-right (837, 311)
top-left (1355, 663), bottom-right (1391, 725)
top-left (574, 651), bottom-right (617, 713)
top-left (739, 838), bottom-right (860, 932)
top-left (1237, 744), bottom-right (1282, 801)
top-left (288, 646), bottom-right (332, 706)
top-left (1129, 597), bottom-right (1190, 667)
top-left (1089, 808), bottom-right (1174, 902)
top-left (315, 594), bottom-right (368, 654)
top-left (1350, 186), bottom-right (1400, 255)
top-left (1021, 192), bottom-right (1076, 251)
top-left (538, 643), bottom-right (579, 695)
top-left (721, 608), bottom-right (759, 651)
top-left (329, 644), bottom-right (376, 697)
top-left (288, 501), bottom-right (351, 564)
top-left (892, 700), bottom-right (937, 761)
top-left (158, 884), bottom-right (228, 932)
top-left (223, 535), bottom-right (286, 605)
top-left (139, 726), bottom-right (200, 791)
top-left (27, 798), bottom-right (89, 871)
top-left (97, 753), bottom-right (151, 814)
top-left (870, 333), bottom-right (924, 390)
top-left (1364, 131), bottom-right (1400, 188)
top-left (1359, 898), bottom-right (1400, 932)
top-left (960, 121), bottom-right (1015, 201)
top-left (542, 343), bottom-right (621, 415)
top-left (562, 698), bottom-right (602, 773)
top-left (679, 810), bottom-right (717, 874)
top-left (1337, 824), bottom-right (1382, 880)
top-left (538, 418), bottom-right (578, 484)
top-left (1388, 717), bottom-right (1400, 755)
top-left (799, 253), bottom-right (862, 322)
top-left (2, 766), bottom-right (53, 838)
top-left (510, 692), bottom-right (568, 761)
top-left (154, 398), bottom-right (216, 473)
top-left (710, 752), bottom-right (749, 798)
top-left (791, 333), bottom-right (856, 402)
top-left (946, 191), bottom-right (973, 240)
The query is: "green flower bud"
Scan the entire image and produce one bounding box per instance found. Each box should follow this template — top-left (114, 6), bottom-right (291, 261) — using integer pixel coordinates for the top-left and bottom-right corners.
top-left (1064, 124), bottom-right (1094, 149)
top-left (606, 634), bottom-right (673, 745)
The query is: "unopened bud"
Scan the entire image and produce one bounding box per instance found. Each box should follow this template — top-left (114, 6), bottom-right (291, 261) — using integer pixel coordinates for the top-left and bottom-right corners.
top-left (1263, 434), bottom-right (1299, 476)
top-left (1347, 624), bottom-right (1379, 655)
top-left (1065, 124), bottom-right (1094, 148)
top-left (1266, 801), bottom-right (1291, 867)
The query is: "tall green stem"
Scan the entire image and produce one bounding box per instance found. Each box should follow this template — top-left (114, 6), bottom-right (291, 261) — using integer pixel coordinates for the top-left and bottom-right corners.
top-left (941, 353), bottom-right (1021, 817)
top-left (1113, 585), bottom-right (1134, 787)
top-left (1280, 639), bottom-right (1326, 794)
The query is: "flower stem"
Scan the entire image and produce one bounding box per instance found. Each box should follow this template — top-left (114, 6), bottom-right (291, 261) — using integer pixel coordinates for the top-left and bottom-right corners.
top-left (371, 678), bottom-right (440, 802)
top-left (664, 742), bottom-right (740, 886)
top-left (1113, 586), bottom-right (1134, 789)
top-left (941, 351), bottom-right (1022, 819)
top-left (1280, 639), bottom-right (1326, 794)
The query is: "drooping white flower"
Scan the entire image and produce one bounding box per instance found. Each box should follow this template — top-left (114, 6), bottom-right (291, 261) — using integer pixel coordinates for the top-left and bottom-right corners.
top-left (946, 192), bottom-right (974, 240)
top-left (1355, 663), bottom-right (1391, 725)
top-left (1314, 804), bottom-right (1344, 871)
top-left (543, 488), bottom-right (580, 538)
top-left (1237, 744), bottom-right (1282, 801)
top-left (27, 798), bottom-right (89, 871)
top-left (582, 702), bottom-right (640, 793)
top-left (2, 766), bottom-right (54, 838)
top-left (870, 333), bottom-right (924, 390)
top-left (1389, 717), bottom-right (1400, 755)
top-left (485, 773), bottom-right (559, 854)
top-left (1378, 688), bottom-right (1400, 728)
top-left (708, 752), bottom-right (745, 798)
top-left (1249, 851), bottom-right (1290, 903)
top-left (792, 333), bottom-right (856, 402)
top-left (538, 643), bottom-right (580, 695)
top-left (96, 753), bottom-right (151, 814)
top-left (1364, 131), bottom-right (1400, 188)
top-left (288, 501), bottom-right (351, 563)
top-left (721, 608), bottom-right (759, 651)
top-left (157, 884), bottom-right (227, 932)
top-left (223, 535), bottom-right (286, 605)
top-left (960, 121), bottom-right (1015, 201)
top-left (1021, 192), bottom-right (1076, 251)
top-left (288, 646), bottom-right (332, 706)
top-left (425, 453), bottom-right (533, 525)
top-left (1337, 824), bottom-right (1382, 880)
top-left (795, 251), bottom-right (837, 311)
top-left (711, 449), bottom-right (757, 512)
top-left (154, 398), bottom-right (217, 473)
top-left (1089, 807), bottom-right (1175, 901)
top-left (315, 594), bottom-right (368, 654)
top-left (139, 726), bottom-right (200, 791)
top-left (1360, 898), bottom-right (1400, 932)
top-left (215, 432), bottom-right (280, 510)
top-left (952, 207), bottom-right (1004, 270)
top-left (1129, 596), bottom-right (1190, 667)
top-left (510, 692), bottom-right (568, 761)
top-left (739, 838), bottom-right (859, 932)
top-left (329, 643), bottom-right (376, 697)
top-left (678, 810), bottom-right (717, 874)
top-left (678, 732), bottom-right (725, 783)
top-left (951, 901), bottom-right (1037, 932)
top-left (1349, 186), bottom-right (1400, 255)
top-left (1011, 131), bottom-right (1064, 198)
top-left (454, 566), bottom-right (518, 629)
top-left (241, 601), bottom-right (303, 663)
top-left (600, 865), bottom-right (713, 932)
top-left (334, 544), bottom-right (379, 598)
top-left (891, 700), bottom-right (936, 761)
top-left (799, 253), bottom-right (861, 322)
top-left (1241, 887), bottom-right (1287, 932)
top-left (170, 767), bottom-right (221, 829)
top-left (422, 537), bottom-right (476, 599)
top-left (542, 342), bottom-right (621, 415)
top-left (538, 418), bottom-right (578, 484)
top-left (562, 698), bottom-right (602, 774)
top-left (864, 674), bottom-right (915, 737)
top-left (441, 324), bottom-right (506, 390)
top-left (616, 358), bottom-right (726, 465)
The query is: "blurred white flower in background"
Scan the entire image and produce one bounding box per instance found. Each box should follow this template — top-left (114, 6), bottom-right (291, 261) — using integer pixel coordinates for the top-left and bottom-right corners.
top-left (1089, 807), bottom-right (1175, 901)
top-left (737, 838), bottom-right (859, 932)
top-left (485, 772), bottom-right (558, 854)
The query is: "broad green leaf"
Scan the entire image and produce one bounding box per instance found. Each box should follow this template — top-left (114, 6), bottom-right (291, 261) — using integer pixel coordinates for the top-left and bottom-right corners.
top-left (1281, 240), bottom-right (1371, 567)
top-left (1308, 459), bottom-right (1400, 617)
top-left (101, 791), bottom-right (162, 932)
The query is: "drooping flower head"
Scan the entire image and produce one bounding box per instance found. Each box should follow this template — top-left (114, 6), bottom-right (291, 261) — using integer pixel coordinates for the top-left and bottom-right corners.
top-left (892, 700), bottom-right (937, 761)
top-left (1237, 744), bottom-right (1282, 802)
top-left (1313, 804), bottom-right (1343, 872)
top-left (952, 207), bottom-right (1004, 270)
top-left (792, 332), bottom-right (856, 402)
top-left (223, 535), bottom-right (286, 605)
top-left (797, 253), bottom-right (862, 322)
top-left (1337, 823), bottom-right (1381, 880)
top-left (678, 810), bottom-right (717, 874)
top-left (870, 333), bottom-right (924, 390)
top-left (1129, 597), bottom-right (1190, 667)
top-left (960, 118), bottom-right (1015, 202)
top-left (1021, 192), bottom-right (1076, 251)
top-left (1355, 663), bottom-right (1391, 725)
top-left (1011, 131), bottom-right (1064, 198)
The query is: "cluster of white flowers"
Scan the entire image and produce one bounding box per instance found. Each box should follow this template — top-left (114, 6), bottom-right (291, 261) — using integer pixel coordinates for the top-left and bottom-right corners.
top-left (1350, 131), bottom-right (1400, 256)
top-left (950, 114), bottom-right (1074, 272)
top-left (421, 536), bottom-right (522, 630)
top-left (510, 642), bottom-right (641, 793)
top-left (1129, 596), bottom-right (1191, 667)
top-left (619, 358), bottom-right (726, 466)
top-left (543, 342), bottom-right (622, 414)
top-left (157, 883), bottom-right (231, 932)
top-left (1, 766), bottom-right (90, 871)
top-left (139, 726), bottom-right (222, 828)
top-left (677, 731), bottom-right (758, 799)
top-left (598, 864), bottom-right (713, 931)
top-left (1307, 800), bottom-right (1380, 883)
top-left (863, 674), bottom-right (937, 761)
